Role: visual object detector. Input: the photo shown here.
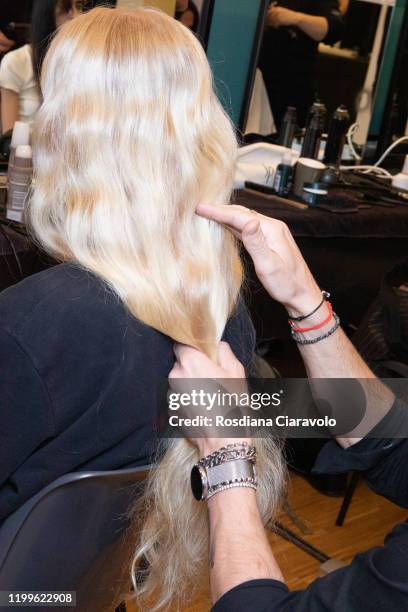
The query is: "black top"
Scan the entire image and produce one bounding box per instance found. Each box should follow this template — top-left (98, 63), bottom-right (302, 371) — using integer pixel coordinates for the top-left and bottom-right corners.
top-left (0, 263), bottom-right (256, 522)
top-left (213, 400), bottom-right (408, 612)
top-left (259, 0), bottom-right (345, 127)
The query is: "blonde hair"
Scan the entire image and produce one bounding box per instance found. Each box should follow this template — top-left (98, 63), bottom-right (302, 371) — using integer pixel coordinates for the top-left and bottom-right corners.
top-left (29, 7), bottom-right (284, 610)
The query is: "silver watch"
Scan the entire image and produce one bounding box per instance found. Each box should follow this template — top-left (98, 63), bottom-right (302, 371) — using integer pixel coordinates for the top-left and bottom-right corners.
top-left (190, 443), bottom-right (257, 501)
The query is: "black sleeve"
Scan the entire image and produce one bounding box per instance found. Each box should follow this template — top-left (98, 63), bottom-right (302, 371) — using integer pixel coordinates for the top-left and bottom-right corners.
top-left (0, 328), bottom-right (54, 520)
top-left (212, 398), bottom-right (408, 612)
top-left (311, 0), bottom-right (345, 45)
top-left (212, 519), bottom-right (408, 611)
top-left (313, 398), bottom-right (408, 508)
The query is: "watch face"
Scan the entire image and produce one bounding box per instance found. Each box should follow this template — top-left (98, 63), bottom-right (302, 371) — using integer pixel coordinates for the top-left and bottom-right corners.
top-left (191, 465), bottom-right (203, 501)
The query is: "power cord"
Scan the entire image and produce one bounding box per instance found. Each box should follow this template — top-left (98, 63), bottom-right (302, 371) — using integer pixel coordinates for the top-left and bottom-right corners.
top-left (374, 135), bottom-right (408, 168)
top-left (346, 122), bottom-right (362, 161)
top-left (340, 165), bottom-right (392, 179)
top-left (342, 126), bottom-right (408, 179)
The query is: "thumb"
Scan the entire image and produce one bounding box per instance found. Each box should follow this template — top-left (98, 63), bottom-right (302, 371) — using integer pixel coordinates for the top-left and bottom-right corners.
top-left (241, 219), bottom-right (273, 265)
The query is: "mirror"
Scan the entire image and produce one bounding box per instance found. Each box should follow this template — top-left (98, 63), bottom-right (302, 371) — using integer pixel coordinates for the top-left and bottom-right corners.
top-left (1, 0), bottom-right (407, 154)
top-left (254, 0), bottom-right (408, 154)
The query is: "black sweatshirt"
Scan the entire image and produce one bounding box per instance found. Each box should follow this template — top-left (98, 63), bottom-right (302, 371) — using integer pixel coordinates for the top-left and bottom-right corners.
top-left (0, 263), bottom-right (256, 523)
top-left (213, 400), bottom-right (408, 612)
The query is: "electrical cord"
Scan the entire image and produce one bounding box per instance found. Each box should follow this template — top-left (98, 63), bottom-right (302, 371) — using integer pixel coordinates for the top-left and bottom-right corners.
top-left (340, 165), bottom-right (392, 178)
top-left (346, 122), bottom-right (362, 161)
top-left (373, 135), bottom-right (408, 168)
top-left (341, 127), bottom-right (408, 179)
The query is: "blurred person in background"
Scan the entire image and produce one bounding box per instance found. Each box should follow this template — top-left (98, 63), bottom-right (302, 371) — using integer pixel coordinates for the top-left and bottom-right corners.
top-left (0, 0), bottom-right (79, 133)
top-left (176, 0), bottom-right (200, 32)
top-left (259, 1), bottom-right (346, 129)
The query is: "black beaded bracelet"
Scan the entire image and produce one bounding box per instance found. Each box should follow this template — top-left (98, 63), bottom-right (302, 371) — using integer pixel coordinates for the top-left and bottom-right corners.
top-left (289, 291), bottom-right (331, 322)
top-left (291, 312), bottom-right (341, 345)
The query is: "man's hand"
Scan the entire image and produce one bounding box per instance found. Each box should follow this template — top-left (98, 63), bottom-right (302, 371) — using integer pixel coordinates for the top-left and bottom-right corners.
top-left (169, 342), bottom-right (250, 457)
top-left (196, 203), bottom-right (321, 319)
top-left (267, 6), bottom-right (300, 29)
top-left (170, 341), bottom-right (245, 380)
top-left (0, 30), bottom-right (14, 54)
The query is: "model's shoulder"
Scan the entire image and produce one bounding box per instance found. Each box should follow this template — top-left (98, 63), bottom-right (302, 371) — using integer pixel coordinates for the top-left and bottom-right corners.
top-left (0, 263), bottom-right (121, 336)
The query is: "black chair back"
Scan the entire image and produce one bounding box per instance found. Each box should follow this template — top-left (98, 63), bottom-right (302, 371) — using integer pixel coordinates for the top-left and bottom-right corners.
top-left (0, 466), bottom-right (150, 612)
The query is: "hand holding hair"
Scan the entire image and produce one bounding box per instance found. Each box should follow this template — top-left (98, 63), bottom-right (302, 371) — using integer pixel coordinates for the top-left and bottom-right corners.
top-left (170, 341), bottom-right (245, 380)
top-left (170, 341), bottom-right (250, 457)
top-left (196, 203), bottom-right (321, 319)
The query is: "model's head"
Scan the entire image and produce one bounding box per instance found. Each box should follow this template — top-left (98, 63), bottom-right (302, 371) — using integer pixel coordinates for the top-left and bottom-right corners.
top-left (31, 0), bottom-right (79, 79)
top-left (30, 6), bottom-right (241, 356)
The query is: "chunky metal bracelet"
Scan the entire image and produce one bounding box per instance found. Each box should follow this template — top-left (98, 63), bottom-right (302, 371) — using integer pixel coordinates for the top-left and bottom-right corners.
top-left (291, 312), bottom-right (341, 345)
top-left (192, 444), bottom-right (258, 501)
top-left (207, 479), bottom-right (258, 500)
top-left (289, 291), bottom-right (331, 322)
top-left (197, 442), bottom-right (257, 470)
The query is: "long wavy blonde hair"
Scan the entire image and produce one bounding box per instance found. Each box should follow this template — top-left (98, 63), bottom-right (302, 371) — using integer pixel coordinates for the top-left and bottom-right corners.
top-left (29, 7), bottom-right (285, 610)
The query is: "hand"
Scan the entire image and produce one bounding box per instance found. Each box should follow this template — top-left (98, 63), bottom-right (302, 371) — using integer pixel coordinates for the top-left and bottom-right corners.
top-left (0, 30), bottom-right (14, 54)
top-left (169, 342), bottom-right (250, 457)
top-left (267, 6), bottom-right (300, 29)
top-left (196, 203), bottom-right (321, 318)
top-left (170, 341), bottom-right (245, 380)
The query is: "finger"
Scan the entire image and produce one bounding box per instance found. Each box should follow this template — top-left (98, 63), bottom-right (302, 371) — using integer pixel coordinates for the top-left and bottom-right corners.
top-left (168, 363), bottom-right (183, 379)
top-left (173, 342), bottom-right (199, 365)
top-left (241, 219), bottom-right (280, 270)
top-left (224, 224), bottom-right (242, 240)
top-left (196, 203), bottom-right (257, 232)
top-left (174, 342), bottom-right (216, 375)
top-left (217, 341), bottom-right (240, 370)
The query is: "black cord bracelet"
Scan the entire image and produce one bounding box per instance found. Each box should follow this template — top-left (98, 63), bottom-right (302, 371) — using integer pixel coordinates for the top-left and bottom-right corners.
top-left (291, 312), bottom-right (341, 345)
top-left (289, 291), bottom-right (331, 322)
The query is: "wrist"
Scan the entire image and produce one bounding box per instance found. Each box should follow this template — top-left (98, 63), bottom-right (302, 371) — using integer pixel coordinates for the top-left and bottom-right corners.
top-left (207, 484), bottom-right (257, 510)
top-left (191, 442), bottom-right (257, 502)
top-left (284, 287), bottom-right (323, 319)
top-left (195, 438), bottom-right (252, 459)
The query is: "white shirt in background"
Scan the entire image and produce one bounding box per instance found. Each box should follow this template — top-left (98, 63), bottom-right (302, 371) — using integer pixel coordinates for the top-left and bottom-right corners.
top-left (0, 44), bottom-right (41, 127)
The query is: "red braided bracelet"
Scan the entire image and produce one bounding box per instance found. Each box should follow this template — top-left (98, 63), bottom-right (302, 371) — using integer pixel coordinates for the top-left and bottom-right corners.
top-left (289, 302), bottom-right (333, 333)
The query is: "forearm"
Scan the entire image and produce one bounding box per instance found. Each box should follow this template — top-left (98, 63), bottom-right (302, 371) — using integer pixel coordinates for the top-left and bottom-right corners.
top-left (290, 301), bottom-right (394, 448)
top-left (294, 13), bottom-right (328, 42)
top-left (339, 0), bottom-right (350, 16)
top-left (208, 488), bottom-right (284, 604)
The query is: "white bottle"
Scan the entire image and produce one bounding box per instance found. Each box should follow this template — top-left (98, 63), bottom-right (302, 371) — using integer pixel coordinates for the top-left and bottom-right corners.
top-left (7, 145), bottom-right (33, 223)
top-left (8, 121), bottom-right (30, 167)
